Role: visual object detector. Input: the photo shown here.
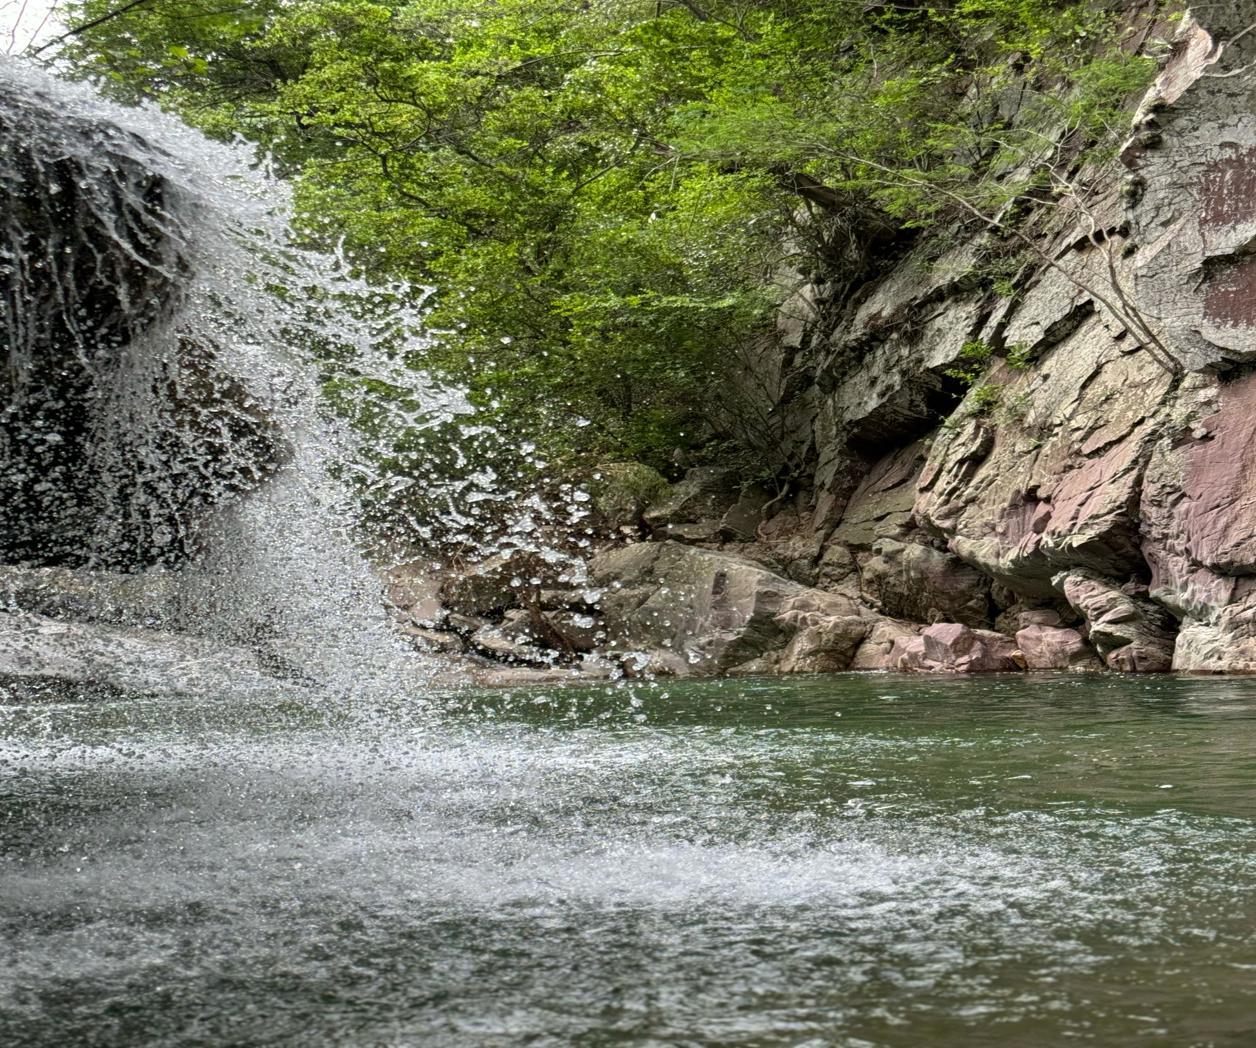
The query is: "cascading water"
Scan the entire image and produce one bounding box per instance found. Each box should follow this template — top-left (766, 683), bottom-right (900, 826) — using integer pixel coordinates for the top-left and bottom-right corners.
top-left (0, 55), bottom-right (486, 693)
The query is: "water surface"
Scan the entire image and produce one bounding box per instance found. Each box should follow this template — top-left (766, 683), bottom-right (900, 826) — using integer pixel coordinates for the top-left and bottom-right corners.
top-left (3, 673), bottom-right (1256, 1046)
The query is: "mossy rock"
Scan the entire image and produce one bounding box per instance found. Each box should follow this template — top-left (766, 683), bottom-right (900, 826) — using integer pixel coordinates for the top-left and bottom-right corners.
top-left (588, 462), bottom-right (671, 528)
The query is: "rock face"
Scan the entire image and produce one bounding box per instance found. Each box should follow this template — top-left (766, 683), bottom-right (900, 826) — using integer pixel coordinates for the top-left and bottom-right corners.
top-left (892, 623), bottom-right (1024, 674)
top-left (1015, 625), bottom-right (1100, 671)
top-left (574, 4), bottom-right (1256, 676)
top-left (591, 541), bottom-right (882, 674)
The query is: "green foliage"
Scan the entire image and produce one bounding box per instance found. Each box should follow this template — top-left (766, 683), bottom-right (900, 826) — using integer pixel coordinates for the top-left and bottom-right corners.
top-left (945, 339), bottom-right (997, 385)
top-left (59, 0), bottom-right (1161, 490)
top-left (1005, 342), bottom-right (1036, 369)
top-left (968, 382), bottom-right (1003, 416)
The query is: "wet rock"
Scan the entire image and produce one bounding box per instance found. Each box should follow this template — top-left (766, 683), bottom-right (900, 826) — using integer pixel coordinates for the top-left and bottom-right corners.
top-left (446, 612), bottom-right (491, 636)
top-left (0, 611), bottom-right (288, 696)
top-left (469, 623), bottom-right (553, 665)
top-left (0, 80), bottom-right (282, 569)
top-left (777, 615), bottom-right (869, 673)
top-left (538, 587), bottom-right (599, 611)
top-left (849, 618), bottom-right (922, 671)
top-left (590, 541), bottom-right (869, 674)
top-left (892, 623), bottom-right (1024, 673)
top-left (440, 551), bottom-right (562, 617)
top-left (544, 610), bottom-right (605, 653)
top-left (380, 561), bottom-right (445, 626)
top-left (1015, 625), bottom-right (1100, 670)
top-left (471, 654), bottom-right (619, 686)
top-left (400, 626), bottom-right (464, 654)
top-left (0, 565), bottom-right (180, 629)
top-left (1054, 570), bottom-right (1176, 673)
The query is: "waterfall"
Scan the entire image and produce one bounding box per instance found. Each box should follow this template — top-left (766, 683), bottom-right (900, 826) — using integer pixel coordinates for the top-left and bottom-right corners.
top-left (0, 56), bottom-right (469, 694)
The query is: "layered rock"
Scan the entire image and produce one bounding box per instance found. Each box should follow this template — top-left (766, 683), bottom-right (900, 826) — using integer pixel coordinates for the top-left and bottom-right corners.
top-left (892, 623), bottom-right (1024, 674)
top-left (573, 6), bottom-right (1256, 676)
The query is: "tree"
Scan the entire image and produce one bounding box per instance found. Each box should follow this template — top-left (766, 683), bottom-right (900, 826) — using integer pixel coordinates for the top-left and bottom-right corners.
top-left (58, 0), bottom-right (1163, 476)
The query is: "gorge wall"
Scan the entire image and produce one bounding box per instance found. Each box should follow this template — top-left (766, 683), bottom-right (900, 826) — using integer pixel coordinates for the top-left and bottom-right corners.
top-left (400, 3), bottom-right (1256, 678)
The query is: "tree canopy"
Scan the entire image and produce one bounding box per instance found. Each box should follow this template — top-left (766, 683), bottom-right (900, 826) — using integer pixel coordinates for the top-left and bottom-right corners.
top-left (61, 0), bottom-right (1159, 477)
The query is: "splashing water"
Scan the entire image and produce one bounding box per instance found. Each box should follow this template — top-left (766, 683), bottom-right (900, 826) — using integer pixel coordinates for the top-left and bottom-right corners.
top-left (0, 56), bottom-right (491, 693)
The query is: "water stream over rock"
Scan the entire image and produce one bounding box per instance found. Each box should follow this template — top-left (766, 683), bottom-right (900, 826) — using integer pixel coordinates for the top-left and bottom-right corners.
top-left (0, 56), bottom-right (476, 695)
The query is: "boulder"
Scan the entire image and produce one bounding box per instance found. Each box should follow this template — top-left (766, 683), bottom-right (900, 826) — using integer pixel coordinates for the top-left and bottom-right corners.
top-left (719, 486), bottom-right (773, 541)
top-left (777, 615), bottom-right (869, 673)
top-left (440, 551), bottom-right (563, 617)
top-left (380, 561), bottom-right (445, 626)
top-left (0, 565), bottom-right (180, 629)
top-left (850, 618), bottom-right (922, 671)
top-left (590, 541), bottom-right (870, 674)
top-left (1015, 625), bottom-right (1100, 670)
top-left (892, 623), bottom-right (1024, 673)
top-left (400, 626), bottom-right (464, 654)
top-left (0, 611), bottom-right (289, 696)
top-left (858, 538), bottom-right (991, 627)
top-left (643, 467), bottom-right (740, 531)
top-left (469, 623), bottom-right (553, 665)
top-left (995, 603), bottom-right (1065, 634)
top-left (1054, 570), bottom-right (1176, 672)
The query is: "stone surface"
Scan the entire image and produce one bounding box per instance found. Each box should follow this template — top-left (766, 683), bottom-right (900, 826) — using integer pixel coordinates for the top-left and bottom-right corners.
top-left (1054, 570), bottom-right (1175, 673)
top-left (469, 623), bottom-right (554, 665)
top-left (0, 565), bottom-right (181, 629)
top-left (400, 626), bottom-right (464, 654)
top-left (892, 623), bottom-right (1024, 674)
top-left (778, 615), bottom-right (869, 673)
top-left (643, 467), bottom-right (740, 531)
top-left (830, 443), bottom-right (927, 548)
top-left (916, 313), bottom-right (1174, 596)
top-left (591, 542), bottom-right (804, 672)
top-left (440, 551), bottom-right (562, 617)
top-left (589, 541), bottom-right (876, 674)
top-left (858, 537), bottom-right (991, 627)
top-left (0, 610), bottom-right (288, 696)
top-left (0, 76), bottom-right (281, 569)
top-left (1015, 625), bottom-right (1100, 670)
top-left (849, 619), bottom-right (921, 671)
top-left (380, 561), bottom-right (445, 626)
top-left (1123, 8), bottom-right (1256, 371)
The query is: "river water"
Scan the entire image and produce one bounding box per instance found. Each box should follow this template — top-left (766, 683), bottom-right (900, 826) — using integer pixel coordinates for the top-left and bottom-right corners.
top-left (3, 672), bottom-right (1255, 1046)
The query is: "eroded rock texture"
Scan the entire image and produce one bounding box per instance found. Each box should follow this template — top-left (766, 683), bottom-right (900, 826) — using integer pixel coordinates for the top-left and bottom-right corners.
top-left (594, 6), bottom-right (1256, 675)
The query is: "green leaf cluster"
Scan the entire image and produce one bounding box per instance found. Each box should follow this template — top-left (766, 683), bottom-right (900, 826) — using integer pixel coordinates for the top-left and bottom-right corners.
top-left (61, 0), bottom-right (1160, 480)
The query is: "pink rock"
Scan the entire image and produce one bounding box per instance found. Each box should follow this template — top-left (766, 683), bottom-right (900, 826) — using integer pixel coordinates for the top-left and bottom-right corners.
top-left (1055, 570), bottom-right (1175, 673)
top-left (893, 623), bottom-right (1024, 673)
top-left (1015, 625), bottom-right (1100, 670)
top-left (849, 619), bottom-right (920, 671)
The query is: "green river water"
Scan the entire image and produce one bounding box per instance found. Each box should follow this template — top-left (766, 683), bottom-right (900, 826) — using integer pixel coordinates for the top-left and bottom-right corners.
top-left (3, 672), bottom-right (1256, 1046)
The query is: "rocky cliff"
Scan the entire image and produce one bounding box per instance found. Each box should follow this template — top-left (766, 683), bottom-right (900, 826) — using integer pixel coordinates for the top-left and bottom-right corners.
top-left (390, 4), bottom-right (1256, 678)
